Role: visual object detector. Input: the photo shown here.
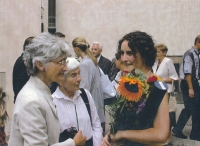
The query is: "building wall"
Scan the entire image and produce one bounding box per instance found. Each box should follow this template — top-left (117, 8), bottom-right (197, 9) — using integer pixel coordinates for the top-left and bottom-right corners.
top-left (56, 0), bottom-right (200, 59)
top-left (0, 0), bottom-right (200, 136)
top-left (0, 0), bottom-right (48, 135)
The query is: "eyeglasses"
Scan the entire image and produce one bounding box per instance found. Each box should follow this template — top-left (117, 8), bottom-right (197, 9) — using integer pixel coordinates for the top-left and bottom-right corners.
top-left (51, 59), bottom-right (68, 68)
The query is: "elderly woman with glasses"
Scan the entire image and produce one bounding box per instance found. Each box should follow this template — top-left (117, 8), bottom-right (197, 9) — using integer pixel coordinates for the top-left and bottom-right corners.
top-left (9, 32), bottom-right (86, 146)
top-left (52, 57), bottom-right (103, 146)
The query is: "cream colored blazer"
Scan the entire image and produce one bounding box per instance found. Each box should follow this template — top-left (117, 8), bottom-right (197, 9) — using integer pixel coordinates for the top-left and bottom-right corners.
top-left (8, 76), bottom-right (75, 146)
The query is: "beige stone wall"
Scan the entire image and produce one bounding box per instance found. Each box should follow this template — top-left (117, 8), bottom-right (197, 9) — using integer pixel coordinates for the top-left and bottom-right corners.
top-left (1, 0), bottom-right (200, 136)
top-left (0, 0), bottom-right (48, 135)
top-left (57, 0), bottom-right (200, 59)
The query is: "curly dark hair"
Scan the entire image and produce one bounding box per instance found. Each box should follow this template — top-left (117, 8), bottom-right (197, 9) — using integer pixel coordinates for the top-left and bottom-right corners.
top-left (117, 31), bottom-right (156, 68)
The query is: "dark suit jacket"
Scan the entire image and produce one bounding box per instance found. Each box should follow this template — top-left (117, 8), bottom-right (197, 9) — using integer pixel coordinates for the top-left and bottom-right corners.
top-left (108, 58), bottom-right (120, 81)
top-left (12, 53), bottom-right (30, 103)
top-left (98, 55), bottom-right (111, 75)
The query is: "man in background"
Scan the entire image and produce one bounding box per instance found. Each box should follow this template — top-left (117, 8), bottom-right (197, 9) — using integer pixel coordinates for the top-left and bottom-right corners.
top-left (12, 36), bottom-right (34, 103)
top-left (91, 41), bottom-right (111, 75)
top-left (172, 35), bottom-right (200, 141)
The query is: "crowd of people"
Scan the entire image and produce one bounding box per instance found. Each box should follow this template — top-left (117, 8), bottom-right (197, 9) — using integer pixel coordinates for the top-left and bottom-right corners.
top-left (0, 31), bottom-right (199, 146)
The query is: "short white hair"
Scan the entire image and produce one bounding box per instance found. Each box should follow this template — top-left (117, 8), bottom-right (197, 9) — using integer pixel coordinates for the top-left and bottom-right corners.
top-left (64, 57), bottom-right (80, 78)
top-left (93, 41), bottom-right (102, 50)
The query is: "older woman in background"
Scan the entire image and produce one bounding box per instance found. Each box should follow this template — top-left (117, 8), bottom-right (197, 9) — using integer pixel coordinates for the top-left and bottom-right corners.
top-left (9, 32), bottom-right (86, 146)
top-left (152, 44), bottom-right (179, 145)
top-left (52, 57), bottom-right (103, 146)
top-left (72, 37), bottom-right (105, 134)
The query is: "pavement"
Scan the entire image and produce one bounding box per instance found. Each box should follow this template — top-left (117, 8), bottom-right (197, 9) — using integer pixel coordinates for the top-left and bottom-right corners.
top-left (169, 104), bottom-right (200, 146)
top-left (105, 93), bottom-right (200, 146)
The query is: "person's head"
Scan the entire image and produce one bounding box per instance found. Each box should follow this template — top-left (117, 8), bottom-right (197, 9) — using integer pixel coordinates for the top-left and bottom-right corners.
top-left (91, 41), bottom-right (102, 58)
top-left (155, 44), bottom-right (168, 61)
top-left (72, 36), bottom-right (97, 66)
top-left (23, 32), bottom-right (69, 84)
top-left (23, 37), bottom-right (34, 51)
top-left (59, 58), bottom-right (81, 95)
top-left (194, 35), bottom-right (200, 50)
top-left (118, 31), bottom-right (156, 70)
top-left (115, 52), bottom-right (123, 70)
top-left (54, 32), bottom-right (65, 38)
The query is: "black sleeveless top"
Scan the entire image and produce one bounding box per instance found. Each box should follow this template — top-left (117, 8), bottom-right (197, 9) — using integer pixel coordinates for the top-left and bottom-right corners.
top-left (119, 84), bottom-right (167, 146)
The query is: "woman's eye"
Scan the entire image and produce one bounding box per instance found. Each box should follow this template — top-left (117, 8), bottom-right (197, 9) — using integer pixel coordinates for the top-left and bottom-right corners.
top-left (127, 51), bottom-right (134, 55)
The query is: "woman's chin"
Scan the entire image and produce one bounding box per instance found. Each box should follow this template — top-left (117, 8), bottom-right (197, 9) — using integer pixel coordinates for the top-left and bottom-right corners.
top-left (55, 76), bottom-right (65, 83)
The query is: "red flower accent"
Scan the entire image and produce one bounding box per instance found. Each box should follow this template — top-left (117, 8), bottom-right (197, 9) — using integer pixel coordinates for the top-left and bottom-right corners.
top-left (147, 76), bottom-right (158, 84)
top-left (122, 70), bottom-right (129, 76)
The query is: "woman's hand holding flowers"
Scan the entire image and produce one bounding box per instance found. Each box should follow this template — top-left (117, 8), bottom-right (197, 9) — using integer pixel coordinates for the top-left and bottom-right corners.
top-left (101, 134), bottom-right (110, 146)
top-left (110, 130), bottom-right (123, 143)
top-left (101, 131), bottom-right (124, 146)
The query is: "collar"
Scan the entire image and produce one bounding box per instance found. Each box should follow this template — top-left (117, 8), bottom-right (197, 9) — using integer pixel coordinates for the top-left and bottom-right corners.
top-left (97, 55), bottom-right (102, 62)
top-left (53, 87), bottom-right (82, 101)
top-left (31, 76), bottom-right (51, 94)
top-left (192, 46), bottom-right (200, 54)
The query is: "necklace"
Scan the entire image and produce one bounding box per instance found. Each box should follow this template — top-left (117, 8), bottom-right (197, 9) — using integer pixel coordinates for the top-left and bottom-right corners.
top-left (146, 70), bottom-right (152, 78)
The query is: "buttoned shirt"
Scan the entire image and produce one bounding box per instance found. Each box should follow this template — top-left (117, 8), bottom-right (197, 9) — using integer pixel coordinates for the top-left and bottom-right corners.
top-left (52, 88), bottom-right (103, 146)
top-left (180, 47), bottom-right (200, 80)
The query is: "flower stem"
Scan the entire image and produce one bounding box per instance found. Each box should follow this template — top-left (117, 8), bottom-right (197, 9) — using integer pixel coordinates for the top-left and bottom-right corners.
top-left (120, 99), bottom-right (127, 114)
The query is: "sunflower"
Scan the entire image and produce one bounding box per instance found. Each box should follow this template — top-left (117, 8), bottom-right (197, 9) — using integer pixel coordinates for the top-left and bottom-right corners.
top-left (117, 77), bottom-right (144, 102)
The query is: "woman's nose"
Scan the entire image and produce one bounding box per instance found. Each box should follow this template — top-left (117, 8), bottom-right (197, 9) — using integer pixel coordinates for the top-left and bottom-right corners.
top-left (63, 65), bottom-right (68, 71)
top-left (121, 54), bottom-right (128, 61)
top-left (77, 75), bottom-right (81, 82)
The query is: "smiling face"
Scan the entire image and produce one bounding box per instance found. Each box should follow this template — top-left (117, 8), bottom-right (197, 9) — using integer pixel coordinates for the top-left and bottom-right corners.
top-left (60, 68), bottom-right (81, 94)
top-left (120, 41), bottom-right (135, 66)
top-left (120, 40), bottom-right (136, 71)
top-left (120, 40), bottom-right (146, 71)
top-left (46, 54), bottom-right (68, 84)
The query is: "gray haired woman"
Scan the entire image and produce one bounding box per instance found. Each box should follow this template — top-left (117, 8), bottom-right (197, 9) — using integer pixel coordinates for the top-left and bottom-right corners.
top-left (53, 57), bottom-right (103, 146)
top-left (9, 32), bottom-right (86, 146)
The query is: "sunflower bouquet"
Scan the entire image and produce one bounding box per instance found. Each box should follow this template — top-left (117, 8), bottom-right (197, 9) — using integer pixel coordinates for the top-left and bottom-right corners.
top-left (108, 69), bottom-right (152, 134)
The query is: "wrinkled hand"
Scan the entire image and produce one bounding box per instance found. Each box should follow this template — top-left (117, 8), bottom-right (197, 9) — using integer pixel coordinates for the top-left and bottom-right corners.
top-left (101, 134), bottom-right (111, 146)
top-left (189, 89), bottom-right (194, 98)
top-left (73, 130), bottom-right (86, 146)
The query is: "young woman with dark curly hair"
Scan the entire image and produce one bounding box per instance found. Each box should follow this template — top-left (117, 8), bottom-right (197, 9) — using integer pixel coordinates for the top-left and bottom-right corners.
top-left (101, 31), bottom-right (169, 146)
